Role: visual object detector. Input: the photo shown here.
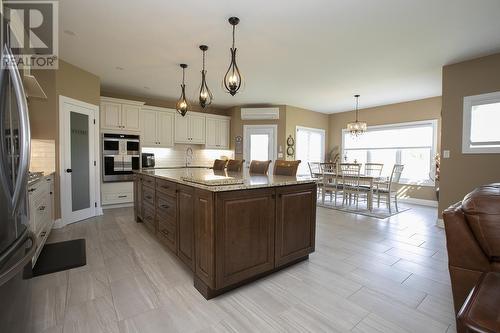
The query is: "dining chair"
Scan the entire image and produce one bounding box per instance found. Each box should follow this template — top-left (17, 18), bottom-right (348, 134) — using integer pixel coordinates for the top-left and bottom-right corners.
top-left (273, 160), bottom-right (301, 176)
top-left (376, 164), bottom-right (405, 213)
top-left (213, 159), bottom-right (228, 171)
top-left (365, 163), bottom-right (384, 177)
top-left (321, 163), bottom-right (342, 205)
top-left (226, 159), bottom-right (245, 172)
top-left (340, 163), bottom-right (370, 209)
top-left (249, 160), bottom-right (272, 175)
top-left (308, 162), bottom-right (321, 178)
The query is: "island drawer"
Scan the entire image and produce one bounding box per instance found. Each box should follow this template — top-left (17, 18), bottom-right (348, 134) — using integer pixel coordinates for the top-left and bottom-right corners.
top-left (156, 179), bottom-right (176, 197)
top-left (142, 203), bottom-right (156, 233)
top-left (142, 185), bottom-right (155, 207)
top-left (157, 218), bottom-right (177, 253)
top-left (142, 175), bottom-right (155, 189)
top-left (156, 193), bottom-right (176, 219)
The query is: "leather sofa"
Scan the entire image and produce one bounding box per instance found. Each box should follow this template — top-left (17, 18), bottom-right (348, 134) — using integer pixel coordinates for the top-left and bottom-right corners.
top-left (443, 183), bottom-right (500, 314)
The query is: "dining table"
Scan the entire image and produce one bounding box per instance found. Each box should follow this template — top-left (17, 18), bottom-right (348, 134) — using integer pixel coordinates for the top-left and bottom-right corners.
top-left (313, 172), bottom-right (387, 211)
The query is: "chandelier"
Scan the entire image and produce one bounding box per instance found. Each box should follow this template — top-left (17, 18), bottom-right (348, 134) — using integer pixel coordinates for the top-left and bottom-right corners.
top-left (347, 94), bottom-right (367, 137)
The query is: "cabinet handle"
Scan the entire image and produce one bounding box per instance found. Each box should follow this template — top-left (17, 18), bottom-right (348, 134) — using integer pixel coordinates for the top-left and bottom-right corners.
top-left (118, 195), bottom-right (127, 198)
top-left (38, 205), bottom-right (46, 211)
top-left (160, 204), bottom-right (169, 209)
top-left (145, 195), bottom-right (152, 200)
top-left (161, 185), bottom-right (169, 189)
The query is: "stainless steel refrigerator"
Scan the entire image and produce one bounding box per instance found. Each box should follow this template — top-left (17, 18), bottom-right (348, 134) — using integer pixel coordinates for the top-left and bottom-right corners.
top-left (0, 10), bottom-right (36, 333)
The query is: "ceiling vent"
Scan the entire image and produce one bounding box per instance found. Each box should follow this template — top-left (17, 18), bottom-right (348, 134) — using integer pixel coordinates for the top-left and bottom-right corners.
top-left (241, 107), bottom-right (279, 120)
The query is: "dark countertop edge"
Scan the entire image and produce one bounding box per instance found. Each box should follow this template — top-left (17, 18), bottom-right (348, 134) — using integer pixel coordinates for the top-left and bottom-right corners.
top-left (133, 170), bottom-right (316, 192)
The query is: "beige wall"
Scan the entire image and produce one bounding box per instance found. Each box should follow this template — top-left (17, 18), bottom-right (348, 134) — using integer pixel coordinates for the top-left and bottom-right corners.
top-left (439, 52), bottom-right (500, 214)
top-left (101, 91), bottom-right (229, 116)
top-left (328, 96), bottom-right (442, 201)
top-left (229, 105), bottom-right (287, 160)
top-left (29, 60), bottom-right (101, 219)
top-left (285, 105), bottom-right (329, 160)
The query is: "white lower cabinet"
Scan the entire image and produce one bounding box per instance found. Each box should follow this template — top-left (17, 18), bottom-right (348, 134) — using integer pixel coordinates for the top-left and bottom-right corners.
top-left (29, 174), bottom-right (55, 265)
top-left (101, 182), bottom-right (134, 205)
top-left (140, 106), bottom-right (175, 148)
top-left (205, 115), bottom-right (230, 149)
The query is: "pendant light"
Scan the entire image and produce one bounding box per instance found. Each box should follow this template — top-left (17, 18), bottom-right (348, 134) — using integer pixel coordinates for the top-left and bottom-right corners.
top-left (347, 94), bottom-right (367, 137)
top-left (198, 45), bottom-right (213, 108)
top-left (223, 16), bottom-right (242, 96)
top-left (176, 64), bottom-right (189, 117)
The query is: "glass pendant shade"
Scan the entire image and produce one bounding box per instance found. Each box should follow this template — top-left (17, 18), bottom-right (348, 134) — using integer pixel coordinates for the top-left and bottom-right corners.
top-left (176, 64), bottom-right (189, 117)
top-left (198, 45), bottom-right (213, 108)
top-left (347, 94), bottom-right (367, 137)
top-left (223, 17), bottom-right (242, 96)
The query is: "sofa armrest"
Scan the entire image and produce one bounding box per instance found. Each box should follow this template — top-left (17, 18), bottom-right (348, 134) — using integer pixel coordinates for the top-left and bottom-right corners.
top-left (443, 203), bottom-right (490, 272)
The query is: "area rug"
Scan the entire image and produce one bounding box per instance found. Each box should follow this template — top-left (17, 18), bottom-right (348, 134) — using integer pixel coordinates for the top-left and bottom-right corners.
top-left (317, 199), bottom-right (410, 219)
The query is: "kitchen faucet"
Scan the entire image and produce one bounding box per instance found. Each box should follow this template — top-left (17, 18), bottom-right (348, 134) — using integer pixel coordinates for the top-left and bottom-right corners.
top-left (185, 147), bottom-right (193, 167)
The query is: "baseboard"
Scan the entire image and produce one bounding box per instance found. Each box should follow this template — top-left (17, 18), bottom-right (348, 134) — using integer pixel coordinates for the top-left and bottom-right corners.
top-left (102, 203), bottom-right (134, 210)
top-left (399, 197), bottom-right (438, 207)
top-left (436, 218), bottom-right (445, 228)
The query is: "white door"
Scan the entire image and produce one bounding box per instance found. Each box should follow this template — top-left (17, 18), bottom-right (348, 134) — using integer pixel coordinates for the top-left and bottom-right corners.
top-left (157, 111), bottom-right (174, 147)
top-left (175, 113), bottom-right (190, 143)
top-left (243, 125), bottom-right (277, 169)
top-left (60, 96), bottom-right (98, 225)
top-left (141, 109), bottom-right (158, 146)
top-left (189, 114), bottom-right (206, 144)
top-left (101, 102), bottom-right (121, 129)
top-left (121, 104), bottom-right (141, 131)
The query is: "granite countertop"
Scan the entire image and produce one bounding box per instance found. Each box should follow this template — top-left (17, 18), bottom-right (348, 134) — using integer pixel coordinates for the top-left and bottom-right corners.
top-left (136, 168), bottom-right (316, 192)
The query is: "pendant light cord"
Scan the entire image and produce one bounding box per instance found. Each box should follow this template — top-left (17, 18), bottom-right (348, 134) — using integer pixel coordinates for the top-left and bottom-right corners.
top-left (355, 96), bottom-right (359, 122)
top-left (202, 50), bottom-right (206, 71)
top-left (182, 67), bottom-right (185, 85)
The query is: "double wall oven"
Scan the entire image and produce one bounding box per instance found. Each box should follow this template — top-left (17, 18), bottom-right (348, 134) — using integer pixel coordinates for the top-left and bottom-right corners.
top-left (102, 133), bottom-right (140, 182)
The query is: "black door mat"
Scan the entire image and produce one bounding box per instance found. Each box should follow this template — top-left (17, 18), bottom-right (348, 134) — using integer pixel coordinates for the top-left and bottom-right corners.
top-left (31, 239), bottom-right (86, 277)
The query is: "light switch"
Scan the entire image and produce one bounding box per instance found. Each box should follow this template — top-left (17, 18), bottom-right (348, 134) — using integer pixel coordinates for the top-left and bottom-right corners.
top-left (443, 150), bottom-right (450, 159)
top-left (278, 153), bottom-right (284, 158)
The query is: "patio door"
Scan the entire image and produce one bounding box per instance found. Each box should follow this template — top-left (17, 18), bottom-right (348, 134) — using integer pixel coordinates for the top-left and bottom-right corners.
top-left (243, 125), bottom-right (277, 169)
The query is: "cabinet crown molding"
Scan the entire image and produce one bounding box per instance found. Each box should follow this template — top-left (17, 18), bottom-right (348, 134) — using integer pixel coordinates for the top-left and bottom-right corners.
top-left (100, 96), bottom-right (145, 106)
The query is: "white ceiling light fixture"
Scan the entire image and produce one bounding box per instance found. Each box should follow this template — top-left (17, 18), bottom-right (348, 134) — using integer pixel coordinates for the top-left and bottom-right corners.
top-left (347, 94), bottom-right (367, 137)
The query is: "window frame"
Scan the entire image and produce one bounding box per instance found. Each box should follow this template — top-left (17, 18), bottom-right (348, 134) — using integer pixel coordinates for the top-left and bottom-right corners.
top-left (462, 91), bottom-right (500, 154)
top-left (341, 119), bottom-right (438, 186)
top-left (295, 126), bottom-right (326, 176)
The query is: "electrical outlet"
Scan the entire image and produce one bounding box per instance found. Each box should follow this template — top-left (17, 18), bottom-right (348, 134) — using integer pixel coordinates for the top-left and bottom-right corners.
top-left (443, 150), bottom-right (450, 159)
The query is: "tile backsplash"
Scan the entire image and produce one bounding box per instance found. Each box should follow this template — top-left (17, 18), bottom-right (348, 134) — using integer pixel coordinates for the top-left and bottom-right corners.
top-left (142, 145), bottom-right (234, 168)
top-left (30, 139), bottom-right (56, 174)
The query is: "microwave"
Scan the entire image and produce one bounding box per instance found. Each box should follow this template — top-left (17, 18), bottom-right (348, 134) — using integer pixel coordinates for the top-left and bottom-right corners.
top-left (102, 133), bottom-right (140, 182)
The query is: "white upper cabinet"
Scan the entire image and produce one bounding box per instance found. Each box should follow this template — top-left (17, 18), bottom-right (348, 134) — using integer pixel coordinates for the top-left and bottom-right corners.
top-left (100, 97), bottom-right (144, 132)
top-left (205, 115), bottom-right (230, 149)
top-left (174, 112), bottom-right (206, 144)
top-left (140, 106), bottom-right (175, 148)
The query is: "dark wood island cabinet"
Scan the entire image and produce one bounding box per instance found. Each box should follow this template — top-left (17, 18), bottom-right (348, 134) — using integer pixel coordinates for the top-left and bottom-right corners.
top-left (134, 169), bottom-right (317, 299)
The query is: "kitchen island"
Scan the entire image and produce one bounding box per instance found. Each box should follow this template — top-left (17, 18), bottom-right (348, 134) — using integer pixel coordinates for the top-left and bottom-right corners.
top-left (134, 168), bottom-right (317, 299)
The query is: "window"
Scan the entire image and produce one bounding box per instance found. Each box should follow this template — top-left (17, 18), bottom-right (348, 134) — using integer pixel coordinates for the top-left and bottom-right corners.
top-left (342, 120), bottom-right (437, 185)
top-left (296, 126), bottom-right (325, 176)
top-left (463, 91), bottom-right (500, 153)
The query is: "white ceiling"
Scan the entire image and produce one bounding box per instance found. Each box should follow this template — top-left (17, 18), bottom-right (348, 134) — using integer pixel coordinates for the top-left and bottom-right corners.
top-left (59, 0), bottom-right (500, 113)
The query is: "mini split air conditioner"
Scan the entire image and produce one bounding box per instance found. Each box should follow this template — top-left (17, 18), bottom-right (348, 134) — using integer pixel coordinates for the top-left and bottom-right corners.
top-left (241, 107), bottom-right (280, 120)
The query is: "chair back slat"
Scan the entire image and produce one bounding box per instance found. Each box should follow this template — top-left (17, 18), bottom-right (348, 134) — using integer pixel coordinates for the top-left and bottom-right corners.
top-left (365, 163), bottom-right (384, 177)
top-left (340, 163), bottom-right (361, 187)
top-left (389, 164), bottom-right (405, 185)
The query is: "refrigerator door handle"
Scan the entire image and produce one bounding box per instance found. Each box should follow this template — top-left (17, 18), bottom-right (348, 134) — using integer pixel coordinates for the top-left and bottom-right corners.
top-left (0, 230), bottom-right (36, 287)
top-left (3, 45), bottom-right (30, 213)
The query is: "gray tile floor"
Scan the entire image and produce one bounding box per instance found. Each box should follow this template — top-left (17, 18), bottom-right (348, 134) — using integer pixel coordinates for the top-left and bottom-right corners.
top-left (29, 205), bottom-right (456, 333)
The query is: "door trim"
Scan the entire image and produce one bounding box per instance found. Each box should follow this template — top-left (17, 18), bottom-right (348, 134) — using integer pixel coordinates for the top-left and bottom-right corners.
top-left (243, 124), bottom-right (278, 168)
top-left (58, 95), bottom-right (102, 227)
